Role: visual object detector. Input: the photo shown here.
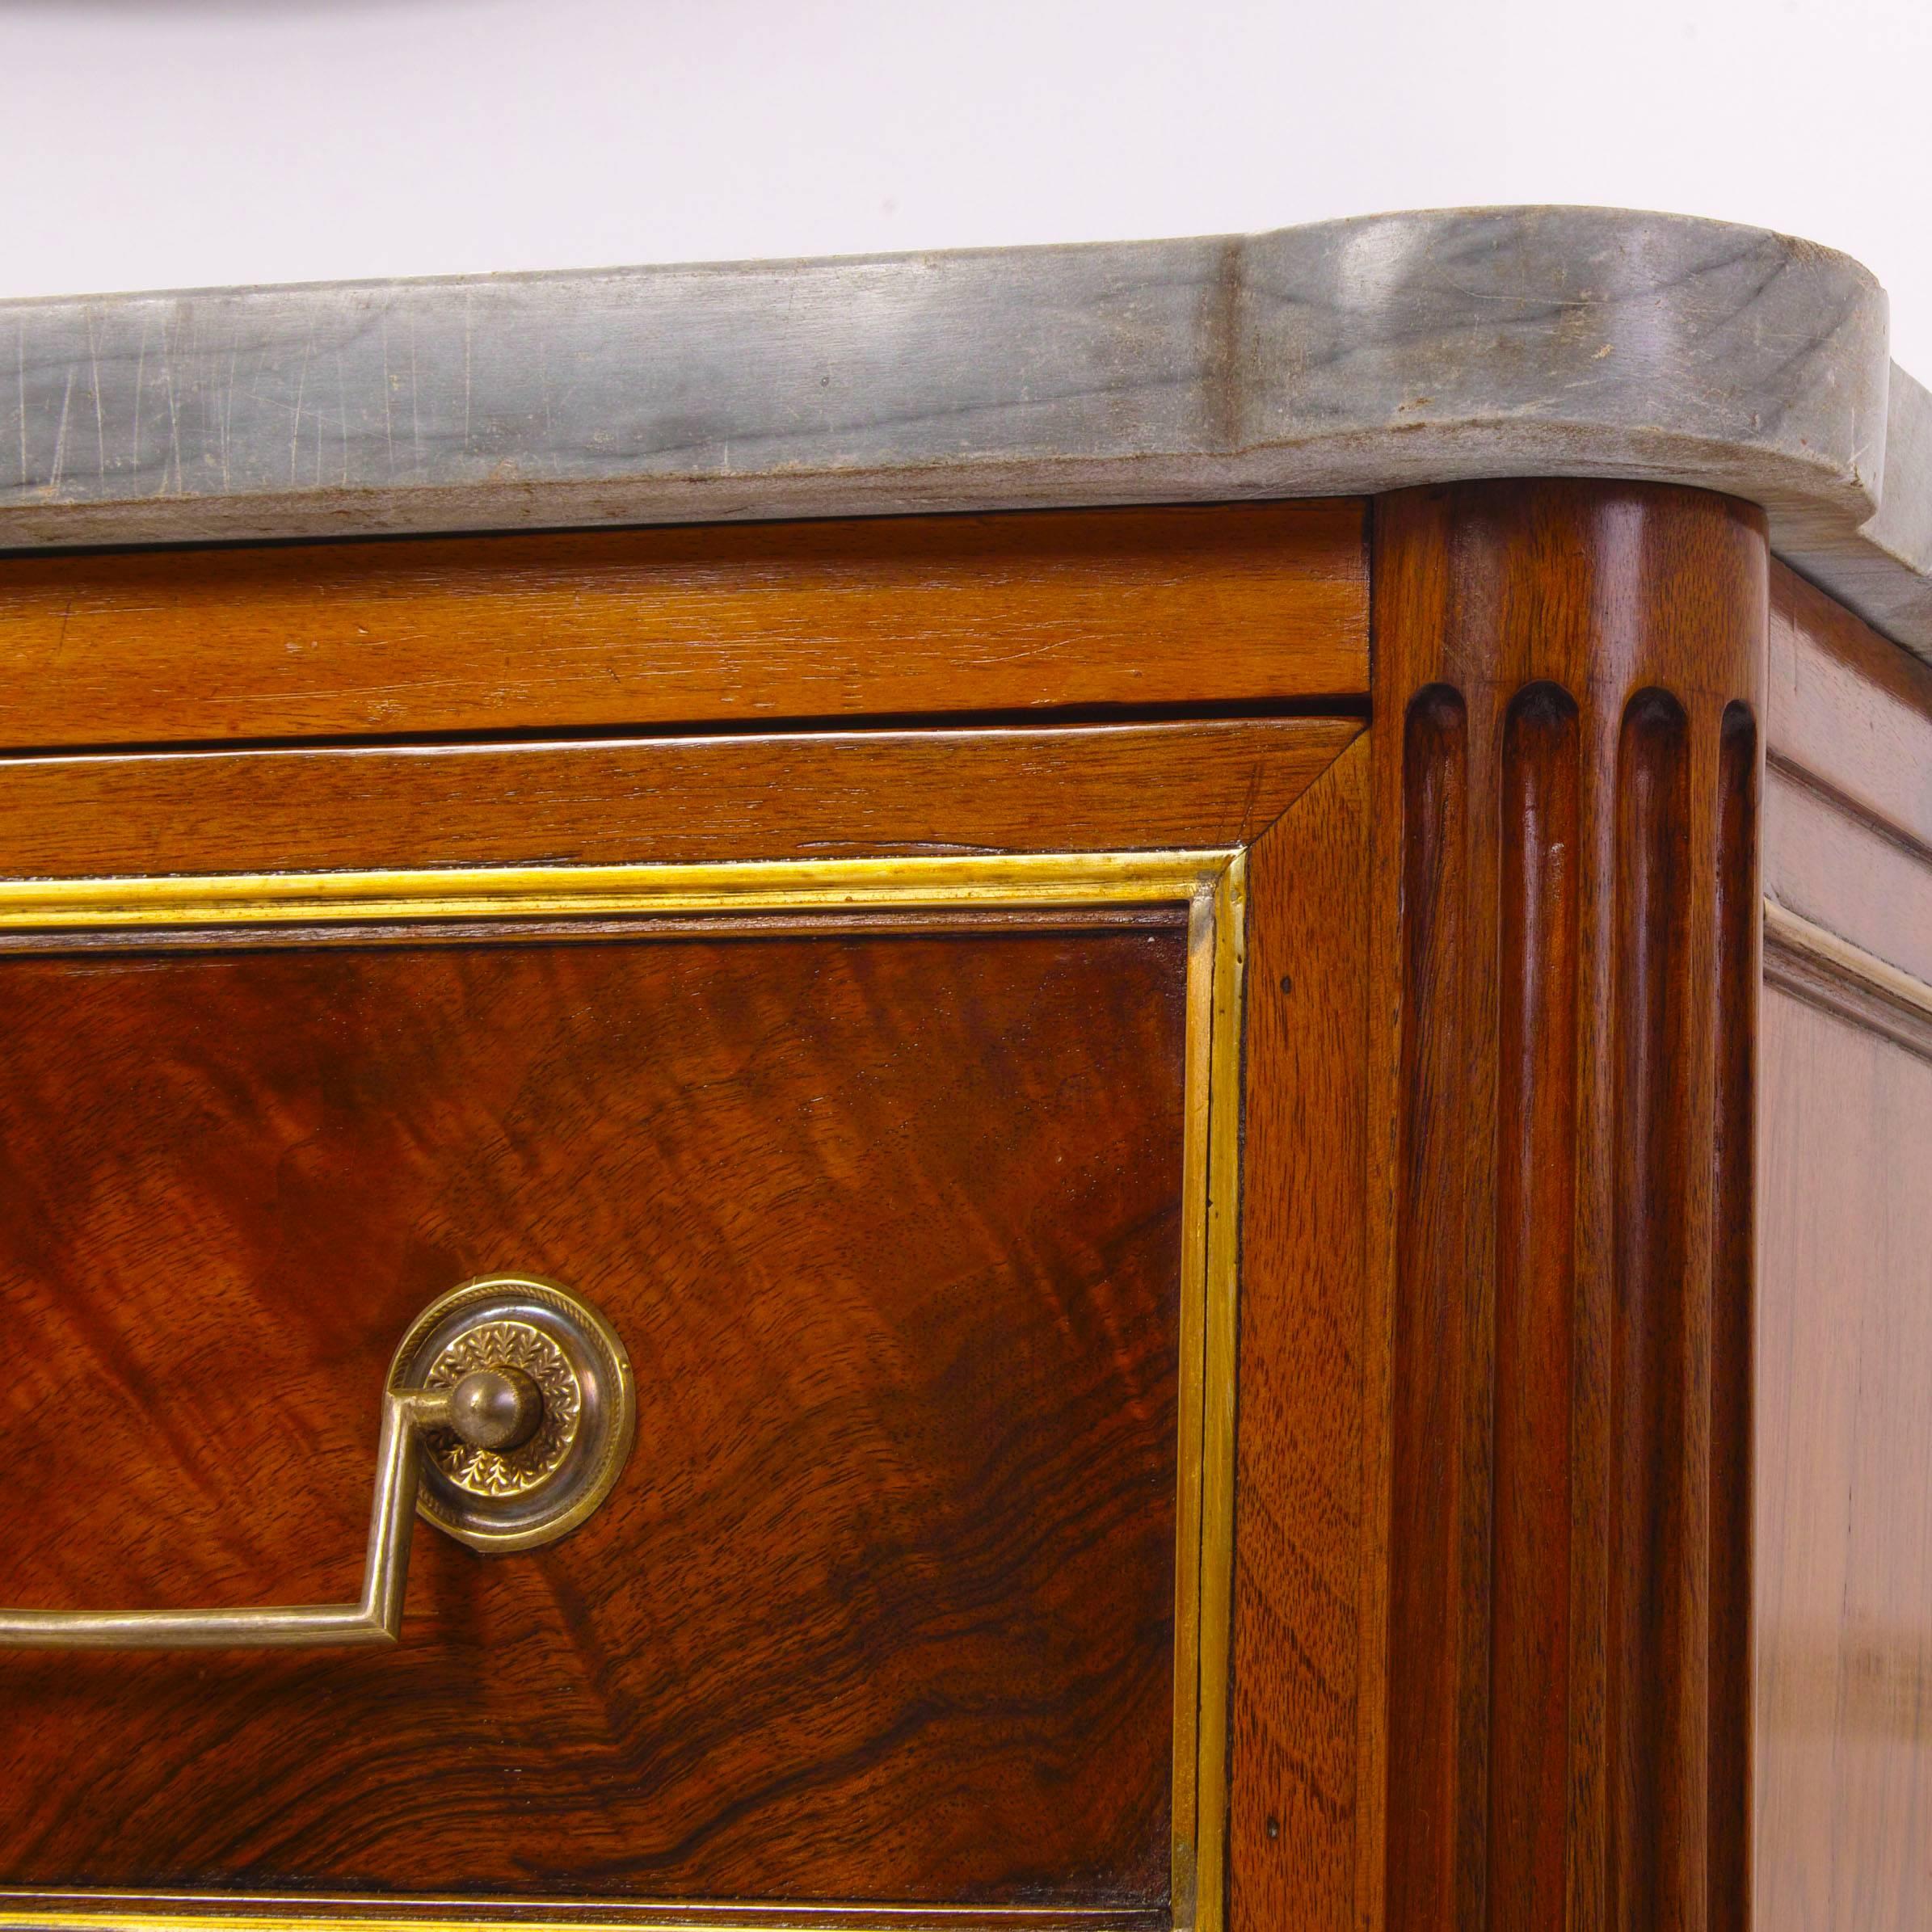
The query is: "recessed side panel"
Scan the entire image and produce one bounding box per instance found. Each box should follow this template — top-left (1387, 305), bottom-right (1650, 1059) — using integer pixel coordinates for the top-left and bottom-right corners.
top-left (1759, 562), bottom-right (1932, 1932)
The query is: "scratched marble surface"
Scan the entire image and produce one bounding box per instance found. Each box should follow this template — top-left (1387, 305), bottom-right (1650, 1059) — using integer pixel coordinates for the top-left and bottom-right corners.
top-left (4, 205), bottom-right (1929, 663)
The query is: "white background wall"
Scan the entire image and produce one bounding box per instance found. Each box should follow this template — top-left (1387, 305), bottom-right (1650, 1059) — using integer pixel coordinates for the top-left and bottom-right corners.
top-left (3, 0), bottom-right (1930, 371)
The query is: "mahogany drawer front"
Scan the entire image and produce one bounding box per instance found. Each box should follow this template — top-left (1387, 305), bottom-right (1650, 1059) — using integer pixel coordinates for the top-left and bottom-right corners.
top-left (0, 922), bottom-right (1185, 1903)
top-left (0, 501), bottom-right (1368, 751)
top-left (0, 713), bottom-right (1362, 1931)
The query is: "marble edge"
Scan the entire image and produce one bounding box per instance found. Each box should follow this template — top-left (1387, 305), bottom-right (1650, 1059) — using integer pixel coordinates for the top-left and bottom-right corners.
top-left (3, 204), bottom-right (1930, 664)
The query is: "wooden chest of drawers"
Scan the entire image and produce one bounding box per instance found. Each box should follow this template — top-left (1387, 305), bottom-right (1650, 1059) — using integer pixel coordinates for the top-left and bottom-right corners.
top-left (2, 208), bottom-right (1928, 1932)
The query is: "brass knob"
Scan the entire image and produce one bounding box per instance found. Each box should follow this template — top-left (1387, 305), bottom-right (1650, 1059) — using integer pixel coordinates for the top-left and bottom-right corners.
top-left (444, 1366), bottom-right (545, 1452)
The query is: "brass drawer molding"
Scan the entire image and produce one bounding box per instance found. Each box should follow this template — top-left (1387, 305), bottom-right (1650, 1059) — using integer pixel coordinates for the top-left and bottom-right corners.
top-left (0, 1275), bottom-right (635, 1649)
top-left (0, 848), bottom-right (1244, 1932)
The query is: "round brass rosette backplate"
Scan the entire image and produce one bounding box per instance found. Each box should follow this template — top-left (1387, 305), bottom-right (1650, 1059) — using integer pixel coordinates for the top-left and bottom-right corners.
top-left (388, 1275), bottom-right (636, 1552)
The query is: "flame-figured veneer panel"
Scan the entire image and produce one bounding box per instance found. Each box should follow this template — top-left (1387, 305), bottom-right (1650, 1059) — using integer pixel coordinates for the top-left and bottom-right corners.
top-left (0, 928), bottom-right (1185, 1903)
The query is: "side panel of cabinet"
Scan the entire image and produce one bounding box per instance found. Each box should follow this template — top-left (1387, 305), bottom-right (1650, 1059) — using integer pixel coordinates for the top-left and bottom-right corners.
top-left (1756, 992), bottom-right (1932, 1928)
top-left (1756, 564), bottom-right (1932, 1930)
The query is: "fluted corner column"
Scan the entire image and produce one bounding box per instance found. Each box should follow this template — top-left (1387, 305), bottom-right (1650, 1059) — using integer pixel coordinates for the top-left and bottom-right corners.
top-left (1371, 482), bottom-right (1766, 1932)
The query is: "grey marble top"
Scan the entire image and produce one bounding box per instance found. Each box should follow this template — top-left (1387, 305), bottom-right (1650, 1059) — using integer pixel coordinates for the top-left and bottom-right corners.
top-left (5, 205), bottom-right (1930, 664)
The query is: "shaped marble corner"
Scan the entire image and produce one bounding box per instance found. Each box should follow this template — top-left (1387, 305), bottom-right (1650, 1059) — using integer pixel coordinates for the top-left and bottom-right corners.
top-left (1229, 208), bottom-right (1892, 520)
top-left (1842, 366), bottom-right (1932, 630)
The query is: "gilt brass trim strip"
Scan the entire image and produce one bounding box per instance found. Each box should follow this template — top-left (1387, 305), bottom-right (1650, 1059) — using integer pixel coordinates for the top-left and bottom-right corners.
top-left (0, 1908), bottom-right (1153, 1928)
top-left (0, 1909), bottom-right (1159, 1924)
top-left (0, 1917), bottom-right (1160, 1932)
top-left (1167, 894), bottom-right (1215, 1926)
top-left (1189, 855), bottom-right (1246, 1932)
top-left (0, 852), bottom-right (1230, 930)
top-left (0, 848), bottom-right (1244, 1932)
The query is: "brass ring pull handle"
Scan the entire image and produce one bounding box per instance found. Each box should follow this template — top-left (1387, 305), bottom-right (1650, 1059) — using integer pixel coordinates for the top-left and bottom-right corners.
top-left (0, 1275), bottom-right (635, 1652)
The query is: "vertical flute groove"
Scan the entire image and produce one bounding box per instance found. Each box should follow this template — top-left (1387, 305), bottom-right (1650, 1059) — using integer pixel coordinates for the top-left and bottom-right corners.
top-left (1489, 684), bottom-right (1581, 1932)
top-left (1707, 704), bottom-right (1758, 1932)
top-left (1610, 688), bottom-right (1694, 1932)
top-left (1390, 684), bottom-right (1473, 1932)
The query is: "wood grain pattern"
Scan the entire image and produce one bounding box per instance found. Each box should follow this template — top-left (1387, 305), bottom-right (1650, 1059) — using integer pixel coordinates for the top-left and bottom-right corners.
top-left (1226, 737), bottom-right (1374, 1932)
top-left (1708, 706), bottom-right (1757, 1932)
top-left (1765, 768), bottom-right (1932, 988)
top-left (1768, 561), bottom-right (1932, 857)
top-left (1491, 685), bottom-right (1581, 1932)
top-left (1370, 481), bottom-right (1767, 1932)
top-left (0, 503), bottom-right (1367, 751)
top-left (1384, 681), bottom-right (1484, 1932)
top-left (1756, 988), bottom-right (1932, 1932)
top-left (1765, 562), bottom-right (1932, 987)
top-left (0, 926), bottom-right (1186, 1903)
top-left (1757, 570), bottom-right (1932, 1930)
top-left (0, 718), bottom-right (1357, 881)
top-left (1608, 690), bottom-right (1698, 1931)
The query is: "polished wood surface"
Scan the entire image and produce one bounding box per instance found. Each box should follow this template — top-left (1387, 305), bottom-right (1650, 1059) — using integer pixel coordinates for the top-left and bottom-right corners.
top-left (1766, 560), bottom-right (1932, 985)
top-left (1765, 768), bottom-right (1932, 988)
top-left (1768, 561), bottom-right (1932, 858)
top-left (0, 503), bottom-right (1367, 751)
top-left (0, 503), bottom-right (1370, 1928)
top-left (13, 491), bottom-right (1930, 1932)
top-left (1370, 482), bottom-right (1766, 1932)
top-left (0, 717), bottom-right (1358, 879)
top-left (0, 925), bottom-right (1185, 1901)
top-left (1757, 989), bottom-right (1932, 1931)
top-left (1757, 559), bottom-right (1932, 1931)
top-left (1226, 737), bottom-right (1378, 1932)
